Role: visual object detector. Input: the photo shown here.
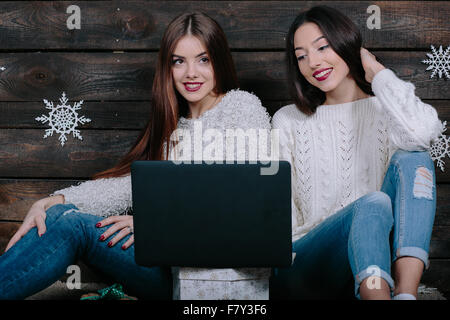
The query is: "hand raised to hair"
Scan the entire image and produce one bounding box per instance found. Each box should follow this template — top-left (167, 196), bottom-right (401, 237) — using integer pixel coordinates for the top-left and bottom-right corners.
top-left (360, 48), bottom-right (385, 83)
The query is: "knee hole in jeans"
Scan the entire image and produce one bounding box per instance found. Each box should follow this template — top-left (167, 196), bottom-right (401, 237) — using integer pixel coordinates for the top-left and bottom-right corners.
top-left (413, 167), bottom-right (434, 200)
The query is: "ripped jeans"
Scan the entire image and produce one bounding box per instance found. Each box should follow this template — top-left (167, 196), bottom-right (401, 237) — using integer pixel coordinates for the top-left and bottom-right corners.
top-left (0, 204), bottom-right (172, 300)
top-left (270, 150), bottom-right (436, 299)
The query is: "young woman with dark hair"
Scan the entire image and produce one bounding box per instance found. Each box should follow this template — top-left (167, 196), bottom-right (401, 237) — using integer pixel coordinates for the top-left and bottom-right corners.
top-left (0, 12), bottom-right (271, 300)
top-left (271, 6), bottom-right (444, 300)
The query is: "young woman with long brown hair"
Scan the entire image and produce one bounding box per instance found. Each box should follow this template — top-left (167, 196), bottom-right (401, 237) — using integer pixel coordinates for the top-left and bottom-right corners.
top-left (0, 12), bottom-right (271, 300)
top-left (270, 6), bottom-right (444, 300)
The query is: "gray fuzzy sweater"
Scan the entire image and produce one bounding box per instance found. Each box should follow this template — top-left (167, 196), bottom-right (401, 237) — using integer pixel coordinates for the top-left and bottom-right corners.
top-left (51, 89), bottom-right (271, 217)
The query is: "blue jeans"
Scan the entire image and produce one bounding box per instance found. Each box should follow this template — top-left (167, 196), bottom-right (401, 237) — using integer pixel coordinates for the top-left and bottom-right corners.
top-left (270, 150), bottom-right (436, 299)
top-left (0, 204), bottom-right (172, 300)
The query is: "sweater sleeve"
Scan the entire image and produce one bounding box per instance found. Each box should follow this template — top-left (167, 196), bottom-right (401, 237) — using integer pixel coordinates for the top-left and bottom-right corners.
top-left (371, 68), bottom-right (445, 151)
top-left (50, 175), bottom-right (132, 217)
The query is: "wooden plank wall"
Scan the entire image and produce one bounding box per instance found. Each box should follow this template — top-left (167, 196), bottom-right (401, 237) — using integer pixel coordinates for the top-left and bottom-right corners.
top-left (0, 1), bottom-right (449, 298)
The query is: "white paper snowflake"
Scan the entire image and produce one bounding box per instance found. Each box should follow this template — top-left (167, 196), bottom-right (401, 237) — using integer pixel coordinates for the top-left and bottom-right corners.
top-left (422, 45), bottom-right (450, 79)
top-left (430, 121), bottom-right (450, 172)
top-left (35, 92), bottom-right (91, 146)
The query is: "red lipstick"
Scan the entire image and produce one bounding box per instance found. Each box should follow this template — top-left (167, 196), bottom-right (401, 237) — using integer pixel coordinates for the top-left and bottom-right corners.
top-left (184, 82), bottom-right (203, 92)
top-left (313, 68), bottom-right (333, 81)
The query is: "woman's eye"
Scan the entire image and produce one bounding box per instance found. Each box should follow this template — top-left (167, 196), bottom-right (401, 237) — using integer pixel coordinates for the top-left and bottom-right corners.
top-left (199, 57), bottom-right (209, 63)
top-left (172, 59), bottom-right (183, 65)
top-left (318, 45), bottom-right (329, 51)
top-left (297, 55), bottom-right (305, 61)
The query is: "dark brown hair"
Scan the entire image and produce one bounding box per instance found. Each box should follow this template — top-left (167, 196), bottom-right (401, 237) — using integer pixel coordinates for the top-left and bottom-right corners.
top-left (286, 6), bottom-right (373, 115)
top-left (93, 12), bottom-right (238, 179)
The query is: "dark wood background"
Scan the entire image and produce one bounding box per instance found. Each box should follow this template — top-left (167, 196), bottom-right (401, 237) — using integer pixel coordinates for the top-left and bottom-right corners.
top-left (0, 1), bottom-right (449, 298)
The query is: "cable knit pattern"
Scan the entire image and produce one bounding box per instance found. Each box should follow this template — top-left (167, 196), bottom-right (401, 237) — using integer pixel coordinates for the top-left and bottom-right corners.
top-left (293, 122), bottom-right (313, 222)
top-left (317, 122), bottom-right (334, 215)
top-left (272, 69), bottom-right (444, 242)
top-left (51, 89), bottom-right (271, 217)
top-left (337, 119), bottom-right (354, 209)
top-left (375, 119), bottom-right (390, 188)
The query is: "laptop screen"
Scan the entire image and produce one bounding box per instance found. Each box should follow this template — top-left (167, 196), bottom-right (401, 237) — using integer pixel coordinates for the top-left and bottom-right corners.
top-left (132, 161), bottom-right (292, 268)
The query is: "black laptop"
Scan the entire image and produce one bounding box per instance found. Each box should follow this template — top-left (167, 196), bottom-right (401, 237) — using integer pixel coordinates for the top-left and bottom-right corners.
top-left (131, 161), bottom-right (292, 268)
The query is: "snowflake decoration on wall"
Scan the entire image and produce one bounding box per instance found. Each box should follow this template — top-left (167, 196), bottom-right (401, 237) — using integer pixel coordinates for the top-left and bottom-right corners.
top-left (35, 92), bottom-right (91, 146)
top-left (430, 121), bottom-right (450, 172)
top-left (422, 45), bottom-right (450, 79)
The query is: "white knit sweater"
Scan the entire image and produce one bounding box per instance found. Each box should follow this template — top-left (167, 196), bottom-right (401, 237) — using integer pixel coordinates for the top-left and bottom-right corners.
top-left (51, 89), bottom-right (271, 217)
top-left (272, 69), bottom-right (445, 242)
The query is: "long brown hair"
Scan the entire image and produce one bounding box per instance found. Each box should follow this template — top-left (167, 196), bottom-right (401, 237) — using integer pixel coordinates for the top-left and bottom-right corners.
top-left (93, 12), bottom-right (238, 180)
top-left (286, 6), bottom-right (373, 115)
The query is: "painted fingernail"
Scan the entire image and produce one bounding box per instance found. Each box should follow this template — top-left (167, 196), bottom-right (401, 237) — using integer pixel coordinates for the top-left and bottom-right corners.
top-left (99, 235), bottom-right (105, 241)
top-left (107, 241), bottom-right (113, 247)
top-left (121, 245), bottom-right (126, 250)
top-left (96, 223), bottom-right (101, 227)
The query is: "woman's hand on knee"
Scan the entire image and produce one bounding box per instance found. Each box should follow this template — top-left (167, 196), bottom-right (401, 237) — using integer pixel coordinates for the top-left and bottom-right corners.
top-left (96, 215), bottom-right (134, 250)
top-left (4, 200), bottom-right (48, 253)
